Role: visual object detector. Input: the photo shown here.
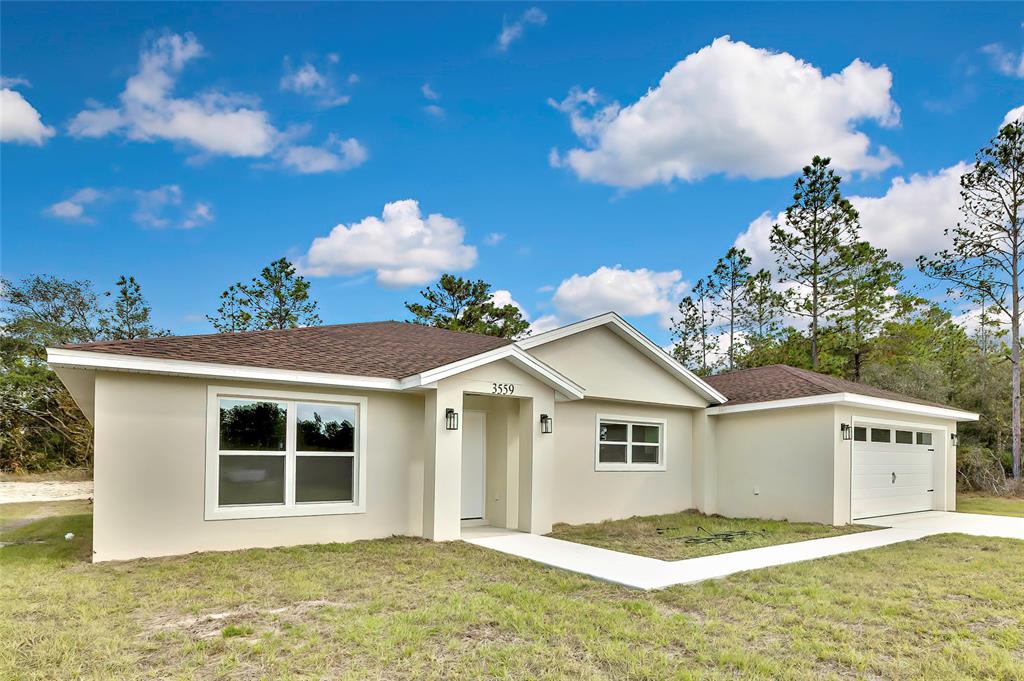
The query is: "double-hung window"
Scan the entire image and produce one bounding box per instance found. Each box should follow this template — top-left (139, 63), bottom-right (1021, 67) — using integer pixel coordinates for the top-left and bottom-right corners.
top-left (206, 386), bottom-right (367, 520)
top-left (595, 415), bottom-right (666, 471)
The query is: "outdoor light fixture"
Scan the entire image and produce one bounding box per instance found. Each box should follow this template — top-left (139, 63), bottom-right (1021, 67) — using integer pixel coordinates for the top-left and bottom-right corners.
top-left (445, 408), bottom-right (459, 431)
top-left (840, 423), bottom-right (852, 441)
top-left (950, 432), bottom-right (958, 447)
top-left (540, 413), bottom-right (553, 434)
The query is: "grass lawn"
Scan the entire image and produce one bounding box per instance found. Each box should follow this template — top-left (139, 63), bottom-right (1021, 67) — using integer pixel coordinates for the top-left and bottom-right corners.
top-left (958, 493), bottom-right (1024, 518)
top-left (547, 510), bottom-right (872, 561)
top-left (0, 468), bottom-right (92, 482)
top-left (2, 503), bottom-right (1023, 679)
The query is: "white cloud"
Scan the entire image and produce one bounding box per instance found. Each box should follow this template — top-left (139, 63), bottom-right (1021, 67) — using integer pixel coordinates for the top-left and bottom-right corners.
top-left (69, 33), bottom-right (278, 157)
top-left (424, 104), bottom-right (445, 119)
top-left (280, 135), bottom-right (368, 174)
top-left (982, 43), bottom-right (1024, 78)
top-left (1, 87), bottom-right (56, 145)
top-left (733, 163), bottom-right (969, 271)
top-left (0, 76), bottom-right (30, 88)
top-left (491, 289), bottom-right (526, 314)
top-left (551, 265), bottom-right (685, 328)
top-left (496, 7), bottom-right (547, 52)
top-left (299, 199), bottom-right (478, 286)
top-left (421, 83), bottom-right (440, 101)
top-left (550, 36), bottom-right (900, 188)
top-left (182, 201), bottom-right (214, 229)
top-left (528, 314), bottom-right (561, 335)
top-left (1005, 105), bottom-right (1024, 127)
top-left (484, 232), bottom-right (505, 246)
top-left (280, 58), bottom-right (350, 107)
top-left (44, 188), bottom-right (104, 223)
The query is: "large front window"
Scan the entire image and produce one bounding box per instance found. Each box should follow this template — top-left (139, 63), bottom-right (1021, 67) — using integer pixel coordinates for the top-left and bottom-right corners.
top-left (206, 387), bottom-right (366, 520)
top-left (595, 415), bottom-right (666, 471)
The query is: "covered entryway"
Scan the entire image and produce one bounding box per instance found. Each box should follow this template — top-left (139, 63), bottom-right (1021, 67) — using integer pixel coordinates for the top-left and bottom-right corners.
top-left (852, 423), bottom-right (937, 519)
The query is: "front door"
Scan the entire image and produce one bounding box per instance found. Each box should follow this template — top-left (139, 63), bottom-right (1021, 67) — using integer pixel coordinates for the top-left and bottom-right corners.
top-left (461, 410), bottom-right (486, 520)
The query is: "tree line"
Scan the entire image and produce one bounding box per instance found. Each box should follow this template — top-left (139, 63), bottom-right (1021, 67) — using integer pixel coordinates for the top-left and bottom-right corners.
top-left (2, 120), bottom-right (1020, 485)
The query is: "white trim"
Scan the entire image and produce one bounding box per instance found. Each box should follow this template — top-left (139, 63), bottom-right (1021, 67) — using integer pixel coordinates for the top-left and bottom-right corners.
top-left (204, 385), bottom-right (368, 520)
top-left (594, 413), bottom-right (668, 472)
top-left (48, 348), bottom-right (402, 391)
top-left (706, 392), bottom-right (979, 422)
top-left (517, 312), bottom-right (727, 404)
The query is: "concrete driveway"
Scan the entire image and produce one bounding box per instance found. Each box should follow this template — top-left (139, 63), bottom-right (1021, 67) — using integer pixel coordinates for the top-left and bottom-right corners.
top-left (860, 510), bottom-right (1024, 540)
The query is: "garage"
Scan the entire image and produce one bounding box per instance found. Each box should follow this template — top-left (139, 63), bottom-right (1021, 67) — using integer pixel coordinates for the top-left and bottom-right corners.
top-left (852, 423), bottom-right (937, 519)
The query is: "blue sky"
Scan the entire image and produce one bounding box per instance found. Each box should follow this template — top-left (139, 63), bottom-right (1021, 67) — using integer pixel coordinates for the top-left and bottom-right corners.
top-left (2, 2), bottom-right (1022, 344)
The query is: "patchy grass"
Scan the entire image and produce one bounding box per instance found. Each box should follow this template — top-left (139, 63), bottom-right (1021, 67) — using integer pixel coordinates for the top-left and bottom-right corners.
top-left (0, 499), bottom-right (92, 533)
top-left (548, 510), bottom-right (872, 560)
top-left (2, 502), bottom-right (1023, 679)
top-left (0, 468), bottom-right (92, 482)
top-left (958, 493), bottom-right (1024, 518)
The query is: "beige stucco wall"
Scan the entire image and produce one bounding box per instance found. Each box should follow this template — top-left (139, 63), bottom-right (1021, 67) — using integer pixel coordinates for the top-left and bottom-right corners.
top-left (526, 326), bottom-right (707, 408)
top-left (712, 406), bottom-right (836, 524)
top-left (832, 406), bottom-right (957, 524)
top-left (549, 398), bottom-right (695, 525)
top-left (92, 371), bottom-right (426, 562)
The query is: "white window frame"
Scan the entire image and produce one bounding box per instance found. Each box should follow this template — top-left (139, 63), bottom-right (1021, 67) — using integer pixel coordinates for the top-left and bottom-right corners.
top-left (205, 385), bottom-right (368, 520)
top-left (594, 413), bottom-right (667, 472)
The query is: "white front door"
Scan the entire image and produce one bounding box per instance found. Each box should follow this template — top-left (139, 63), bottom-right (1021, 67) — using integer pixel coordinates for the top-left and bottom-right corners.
top-left (852, 424), bottom-right (936, 519)
top-left (461, 410), bottom-right (486, 520)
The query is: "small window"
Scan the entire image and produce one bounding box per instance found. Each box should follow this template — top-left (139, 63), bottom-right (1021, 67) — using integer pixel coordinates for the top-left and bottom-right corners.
top-left (916, 432), bottom-right (932, 446)
top-left (870, 428), bottom-right (891, 443)
top-left (853, 426), bottom-right (867, 442)
top-left (596, 417), bottom-right (664, 470)
top-left (895, 430), bottom-right (913, 444)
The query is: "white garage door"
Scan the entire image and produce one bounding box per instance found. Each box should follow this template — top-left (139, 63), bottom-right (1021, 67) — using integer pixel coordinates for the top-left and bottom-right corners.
top-left (852, 424), bottom-right (936, 520)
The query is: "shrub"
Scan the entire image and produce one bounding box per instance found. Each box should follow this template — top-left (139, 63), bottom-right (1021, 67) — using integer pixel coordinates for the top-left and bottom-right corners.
top-left (956, 445), bottom-right (1009, 494)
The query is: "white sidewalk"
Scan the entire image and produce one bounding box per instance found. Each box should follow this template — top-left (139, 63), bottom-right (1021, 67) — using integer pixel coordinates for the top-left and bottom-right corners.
top-left (463, 510), bottom-right (1024, 590)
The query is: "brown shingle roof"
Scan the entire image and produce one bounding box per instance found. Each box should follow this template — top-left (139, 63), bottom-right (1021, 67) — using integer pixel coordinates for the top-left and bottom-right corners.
top-left (705, 364), bottom-right (955, 410)
top-left (59, 321), bottom-right (512, 379)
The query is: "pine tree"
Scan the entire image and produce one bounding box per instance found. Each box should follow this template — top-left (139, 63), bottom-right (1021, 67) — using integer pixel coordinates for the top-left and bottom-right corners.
top-left (100, 275), bottom-right (170, 340)
top-left (405, 274), bottom-right (530, 339)
top-left (710, 247), bottom-right (752, 370)
top-left (208, 258), bottom-right (321, 332)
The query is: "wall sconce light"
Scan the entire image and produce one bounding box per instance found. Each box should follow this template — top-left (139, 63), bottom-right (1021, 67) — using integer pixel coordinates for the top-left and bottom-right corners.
top-left (950, 432), bottom-right (958, 447)
top-left (540, 413), bottom-right (553, 434)
top-left (445, 408), bottom-right (459, 431)
top-left (840, 423), bottom-right (852, 441)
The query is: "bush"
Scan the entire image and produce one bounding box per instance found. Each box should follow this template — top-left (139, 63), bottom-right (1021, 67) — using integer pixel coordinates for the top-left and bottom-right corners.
top-left (956, 445), bottom-right (1009, 494)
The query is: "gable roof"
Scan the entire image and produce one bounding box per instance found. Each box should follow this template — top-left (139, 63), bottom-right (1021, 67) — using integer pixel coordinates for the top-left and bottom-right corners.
top-left (705, 364), bottom-right (978, 421)
top-left (517, 312), bottom-right (727, 404)
top-left (54, 321), bottom-right (512, 380)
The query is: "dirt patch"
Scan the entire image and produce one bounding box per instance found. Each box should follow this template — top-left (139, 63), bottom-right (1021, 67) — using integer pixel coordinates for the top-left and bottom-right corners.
top-left (0, 481), bottom-right (94, 504)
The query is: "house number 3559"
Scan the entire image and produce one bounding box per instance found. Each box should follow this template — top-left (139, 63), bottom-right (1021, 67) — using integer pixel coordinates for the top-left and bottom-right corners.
top-left (491, 382), bottom-right (515, 395)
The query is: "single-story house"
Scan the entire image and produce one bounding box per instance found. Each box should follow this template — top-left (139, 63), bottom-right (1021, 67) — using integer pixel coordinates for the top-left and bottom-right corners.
top-left (47, 313), bottom-right (979, 562)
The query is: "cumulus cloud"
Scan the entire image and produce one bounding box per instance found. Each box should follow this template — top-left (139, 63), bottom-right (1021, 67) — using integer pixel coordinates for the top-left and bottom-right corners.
top-left (551, 265), bottom-right (685, 328)
top-left (1005, 105), bottom-right (1024, 127)
top-left (299, 199), bottom-right (478, 286)
top-left (528, 314), bottom-right (561, 335)
top-left (280, 57), bottom-right (351, 107)
top-left (280, 135), bottom-right (368, 174)
top-left (1, 85), bottom-right (56, 145)
top-left (496, 7), bottom-right (547, 52)
top-left (734, 163), bottom-right (969, 271)
top-left (44, 188), bottom-right (104, 223)
top-left (982, 43), bottom-right (1024, 78)
top-left (550, 36), bottom-right (900, 188)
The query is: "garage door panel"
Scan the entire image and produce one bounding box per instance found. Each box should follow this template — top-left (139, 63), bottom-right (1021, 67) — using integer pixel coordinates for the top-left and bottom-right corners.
top-left (852, 423), bottom-right (937, 520)
top-left (853, 494), bottom-right (934, 519)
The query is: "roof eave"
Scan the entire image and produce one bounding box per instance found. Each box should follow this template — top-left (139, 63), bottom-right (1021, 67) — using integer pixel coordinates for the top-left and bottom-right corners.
top-left (705, 392), bottom-right (980, 422)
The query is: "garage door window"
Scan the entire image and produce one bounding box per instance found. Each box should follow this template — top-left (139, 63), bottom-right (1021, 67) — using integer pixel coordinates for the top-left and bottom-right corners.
top-left (206, 387), bottom-right (366, 520)
top-left (596, 415), bottom-right (666, 471)
top-left (916, 432), bottom-right (932, 445)
top-left (870, 428), bottom-right (891, 443)
top-left (854, 426), bottom-right (867, 442)
top-left (895, 430), bottom-right (913, 444)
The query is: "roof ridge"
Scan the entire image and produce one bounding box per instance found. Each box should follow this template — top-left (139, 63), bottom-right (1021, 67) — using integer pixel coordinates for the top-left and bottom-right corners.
top-left (774, 364), bottom-right (842, 392)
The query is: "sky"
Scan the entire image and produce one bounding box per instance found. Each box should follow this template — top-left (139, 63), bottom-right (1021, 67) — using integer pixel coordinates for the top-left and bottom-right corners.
top-left (2, 2), bottom-right (1022, 345)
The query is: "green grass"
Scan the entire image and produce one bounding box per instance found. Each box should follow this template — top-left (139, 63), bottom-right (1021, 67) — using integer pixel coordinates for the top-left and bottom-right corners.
top-left (547, 510), bottom-right (872, 560)
top-left (0, 468), bottom-right (92, 482)
top-left (958, 493), bottom-right (1024, 518)
top-left (2, 502), bottom-right (1023, 679)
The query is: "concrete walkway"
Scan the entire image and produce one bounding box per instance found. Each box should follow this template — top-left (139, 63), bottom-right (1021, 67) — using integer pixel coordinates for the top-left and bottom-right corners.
top-left (463, 511), bottom-right (1024, 590)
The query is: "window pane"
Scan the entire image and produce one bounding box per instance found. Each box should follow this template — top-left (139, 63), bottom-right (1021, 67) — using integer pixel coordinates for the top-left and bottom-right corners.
top-left (895, 430), bottom-right (913, 444)
top-left (599, 423), bottom-right (628, 443)
top-left (218, 455), bottom-right (285, 506)
top-left (870, 428), bottom-right (891, 443)
top-left (854, 426), bottom-right (867, 441)
top-left (632, 424), bottom-right (660, 444)
top-left (598, 443), bottom-right (627, 463)
top-left (916, 432), bottom-right (932, 446)
top-left (297, 403), bottom-right (356, 452)
top-left (219, 399), bottom-right (286, 451)
top-left (632, 445), bottom-right (659, 464)
top-left (296, 456), bottom-right (354, 503)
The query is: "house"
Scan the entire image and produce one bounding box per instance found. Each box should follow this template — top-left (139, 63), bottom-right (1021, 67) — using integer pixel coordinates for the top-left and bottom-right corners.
top-left (47, 313), bottom-right (979, 562)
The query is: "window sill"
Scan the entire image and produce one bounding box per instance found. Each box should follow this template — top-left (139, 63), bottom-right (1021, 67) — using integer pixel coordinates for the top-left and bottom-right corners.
top-left (205, 501), bottom-right (365, 521)
top-left (594, 463), bottom-right (666, 472)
